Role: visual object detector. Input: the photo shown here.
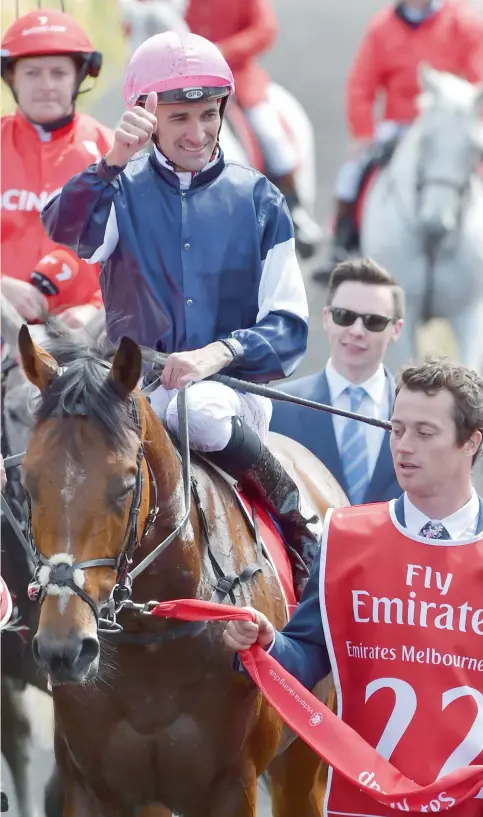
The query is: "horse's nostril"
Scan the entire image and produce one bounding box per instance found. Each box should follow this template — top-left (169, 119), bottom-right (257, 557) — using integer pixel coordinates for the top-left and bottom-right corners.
top-left (78, 637), bottom-right (99, 670)
top-left (32, 632), bottom-right (99, 677)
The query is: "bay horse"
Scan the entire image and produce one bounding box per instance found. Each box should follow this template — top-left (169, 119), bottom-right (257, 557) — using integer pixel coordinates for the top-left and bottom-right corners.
top-left (17, 324), bottom-right (346, 817)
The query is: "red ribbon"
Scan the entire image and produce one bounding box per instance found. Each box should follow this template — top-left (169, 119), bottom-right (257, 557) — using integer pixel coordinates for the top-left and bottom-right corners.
top-left (151, 598), bottom-right (483, 813)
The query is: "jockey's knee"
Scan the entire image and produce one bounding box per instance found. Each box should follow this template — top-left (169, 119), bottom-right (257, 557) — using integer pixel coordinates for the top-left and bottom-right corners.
top-left (165, 385), bottom-right (236, 453)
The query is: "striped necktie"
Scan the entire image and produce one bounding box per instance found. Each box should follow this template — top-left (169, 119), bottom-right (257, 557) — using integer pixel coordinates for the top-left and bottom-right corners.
top-left (341, 386), bottom-right (369, 505)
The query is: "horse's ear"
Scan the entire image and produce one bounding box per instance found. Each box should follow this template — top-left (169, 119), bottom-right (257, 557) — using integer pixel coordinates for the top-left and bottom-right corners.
top-left (18, 324), bottom-right (59, 390)
top-left (418, 62), bottom-right (439, 94)
top-left (109, 336), bottom-right (142, 398)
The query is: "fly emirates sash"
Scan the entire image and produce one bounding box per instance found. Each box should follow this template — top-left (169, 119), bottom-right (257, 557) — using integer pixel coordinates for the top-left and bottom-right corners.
top-left (321, 501), bottom-right (483, 817)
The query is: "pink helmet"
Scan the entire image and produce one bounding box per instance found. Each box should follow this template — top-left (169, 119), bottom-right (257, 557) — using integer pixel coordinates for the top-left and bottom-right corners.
top-left (123, 31), bottom-right (235, 108)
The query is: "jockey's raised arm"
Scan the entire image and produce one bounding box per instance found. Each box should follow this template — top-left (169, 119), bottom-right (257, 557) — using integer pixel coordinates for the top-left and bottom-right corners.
top-left (0, 8), bottom-right (114, 330)
top-left (41, 30), bottom-right (316, 597)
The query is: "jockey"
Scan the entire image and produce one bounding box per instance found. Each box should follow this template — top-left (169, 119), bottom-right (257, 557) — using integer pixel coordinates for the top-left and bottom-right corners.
top-left (326, 0), bottom-right (483, 267)
top-left (1, 9), bottom-right (113, 329)
top-left (41, 31), bottom-right (318, 590)
top-left (224, 358), bottom-right (483, 815)
top-left (185, 0), bottom-right (322, 257)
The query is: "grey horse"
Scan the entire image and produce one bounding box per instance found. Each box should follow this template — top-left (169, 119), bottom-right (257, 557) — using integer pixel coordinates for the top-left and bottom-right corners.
top-left (361, 65), bottom-right (483, 370)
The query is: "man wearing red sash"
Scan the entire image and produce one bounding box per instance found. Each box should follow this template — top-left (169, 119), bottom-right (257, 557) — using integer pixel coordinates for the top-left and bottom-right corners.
top-left (224, 358), bottom-right (483, 816)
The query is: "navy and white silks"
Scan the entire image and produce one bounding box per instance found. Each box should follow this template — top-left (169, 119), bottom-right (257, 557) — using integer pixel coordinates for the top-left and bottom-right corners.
top-left (41, 148), bottom-right (308, 450)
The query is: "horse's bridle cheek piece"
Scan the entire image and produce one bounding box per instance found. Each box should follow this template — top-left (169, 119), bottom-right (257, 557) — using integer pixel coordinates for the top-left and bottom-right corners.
top-left (25, 395), bottom-right (160, 632)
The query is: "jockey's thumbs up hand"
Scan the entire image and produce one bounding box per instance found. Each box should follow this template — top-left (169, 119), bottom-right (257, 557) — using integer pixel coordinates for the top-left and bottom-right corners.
top-left (144, 91), bottom-right (158, 116)
top-left (105, 90), bottom-right (158, 168)
top-left (223, 607), bottom-right (275, 652)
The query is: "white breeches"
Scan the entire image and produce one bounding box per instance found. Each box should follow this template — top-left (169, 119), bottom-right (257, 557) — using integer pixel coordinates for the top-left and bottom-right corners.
top-left (335, 121), bottom-right (407, 201)
top-left (245, 100), bottom-right (299, 177)
top-left (149, 381), bottom-right (273, 452)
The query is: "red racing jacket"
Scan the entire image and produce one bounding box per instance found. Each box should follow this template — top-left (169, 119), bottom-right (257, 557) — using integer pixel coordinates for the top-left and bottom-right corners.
top-left (346, 0), bottom-right (483, 139)
top-left (1, 109), bottom-right (113, 312)
top-left (186, 0), bottom-right (278, 109)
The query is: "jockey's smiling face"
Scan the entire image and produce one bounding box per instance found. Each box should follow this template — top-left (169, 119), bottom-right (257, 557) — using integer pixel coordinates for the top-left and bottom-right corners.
top-left (154, 99), bottom-right (221, 172)
top-left (12, 55), bottom-right (77, 123)
top-left (390, 386), bottom-right (480, 499)
top-left (323, 281), bottom-right (403, 383)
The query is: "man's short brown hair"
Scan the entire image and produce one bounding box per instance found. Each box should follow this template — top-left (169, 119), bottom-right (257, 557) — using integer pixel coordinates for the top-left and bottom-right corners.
top-left (327, 258), bottom-right (405, 320)
top-left (396, 358), bottom-right (483, 463)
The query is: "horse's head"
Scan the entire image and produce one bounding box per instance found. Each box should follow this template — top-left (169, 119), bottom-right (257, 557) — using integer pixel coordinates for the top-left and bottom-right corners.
top-left (18, 325), bottom-right (151, 684)
top-left (415, 64), bottom-right (483, 242)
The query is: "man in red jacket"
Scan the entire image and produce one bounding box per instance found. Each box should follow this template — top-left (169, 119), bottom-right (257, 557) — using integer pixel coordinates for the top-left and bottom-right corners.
top-left (322, 0), bottom-right (483, 272)
top-left (1, 9), bottom-right (113, 328)
top-left (185, 0), bottom-right (320, 254)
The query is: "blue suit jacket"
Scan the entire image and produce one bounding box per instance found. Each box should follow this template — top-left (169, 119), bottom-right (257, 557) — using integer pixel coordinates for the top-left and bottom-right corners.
top-left (268, 495), bottom-right (483, 691)
top-left (270, 368), bottom-right (401, 503)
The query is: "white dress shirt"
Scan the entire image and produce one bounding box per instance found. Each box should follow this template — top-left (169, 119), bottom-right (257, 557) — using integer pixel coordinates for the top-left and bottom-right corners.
top-left (403, 490), bottom-right (480, 541)
top-left (326, 360), bottom-right (390, 480)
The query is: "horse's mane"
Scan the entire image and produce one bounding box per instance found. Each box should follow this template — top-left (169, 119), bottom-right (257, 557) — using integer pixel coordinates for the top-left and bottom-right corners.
top-left (35, 318), bottom-right (137, 450)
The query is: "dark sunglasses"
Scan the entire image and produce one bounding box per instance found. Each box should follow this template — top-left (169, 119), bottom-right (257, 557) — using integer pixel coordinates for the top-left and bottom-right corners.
top-left (329, 307), bottom-right (394, 333)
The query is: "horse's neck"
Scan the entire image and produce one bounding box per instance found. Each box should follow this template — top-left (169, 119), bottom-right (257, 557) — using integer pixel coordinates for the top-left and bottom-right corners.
top-left (143, 404), bottom-right (185, 526)
top-left (136, 402), bottom-right (202, 600)
top-left (384, 123), bottom-right (422, 213)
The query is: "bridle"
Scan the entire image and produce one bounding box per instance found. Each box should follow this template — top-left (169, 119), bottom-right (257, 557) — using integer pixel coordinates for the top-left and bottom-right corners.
top-left (415, 171), bottom-right (471, 221)
top-left (2, 372), bottom-right (193, 634)
top-left (414, 126), bottom-right (479, 237)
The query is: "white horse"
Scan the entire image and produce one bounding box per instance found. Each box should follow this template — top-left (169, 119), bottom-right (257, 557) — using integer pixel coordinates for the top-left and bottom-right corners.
top-left (361, 65), bottom-right (483, 370)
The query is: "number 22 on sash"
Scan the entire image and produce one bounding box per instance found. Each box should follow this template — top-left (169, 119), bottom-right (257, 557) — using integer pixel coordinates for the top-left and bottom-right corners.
top-left (366, 679), bottom-right (483, 799)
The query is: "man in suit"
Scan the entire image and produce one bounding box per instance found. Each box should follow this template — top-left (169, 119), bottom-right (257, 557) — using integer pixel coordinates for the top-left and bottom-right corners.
top-left (224, 358), bottom-right (483, 815)
top-left (270, 257), bottom-right (404, 504)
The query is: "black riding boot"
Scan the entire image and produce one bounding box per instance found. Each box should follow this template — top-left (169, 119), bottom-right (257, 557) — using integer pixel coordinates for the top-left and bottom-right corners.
top-left (209, 418), bottom-right (320, 597)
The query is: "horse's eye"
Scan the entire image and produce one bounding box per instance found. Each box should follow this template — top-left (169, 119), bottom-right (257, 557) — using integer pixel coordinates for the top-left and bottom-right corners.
top-left (107, 479), bottom-right (136, 510)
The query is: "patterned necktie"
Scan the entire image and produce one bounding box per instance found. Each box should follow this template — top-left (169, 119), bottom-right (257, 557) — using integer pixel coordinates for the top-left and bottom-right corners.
top-left (419, 520), bottom-right (450, 540)
top-left (341, 386), bottom-right (369, 505)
